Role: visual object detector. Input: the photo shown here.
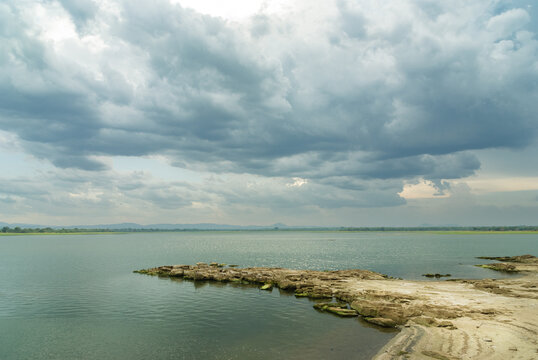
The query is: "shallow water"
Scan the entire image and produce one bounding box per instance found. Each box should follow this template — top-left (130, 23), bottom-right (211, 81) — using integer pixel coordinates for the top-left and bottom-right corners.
top-left (1, 231), bottom-right (536, 359)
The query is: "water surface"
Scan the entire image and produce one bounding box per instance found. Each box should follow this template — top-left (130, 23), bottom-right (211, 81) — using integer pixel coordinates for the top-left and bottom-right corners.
top-left (1, 231), bottom-right (536, 359)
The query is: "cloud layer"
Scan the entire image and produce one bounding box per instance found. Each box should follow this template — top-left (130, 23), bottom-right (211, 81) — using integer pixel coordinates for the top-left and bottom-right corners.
top-left (1, 0), bottom-right (537, 223)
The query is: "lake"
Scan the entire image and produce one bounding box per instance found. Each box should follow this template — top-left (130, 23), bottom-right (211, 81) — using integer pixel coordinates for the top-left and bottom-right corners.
top-left (1, 231), bottom-right (536, 359)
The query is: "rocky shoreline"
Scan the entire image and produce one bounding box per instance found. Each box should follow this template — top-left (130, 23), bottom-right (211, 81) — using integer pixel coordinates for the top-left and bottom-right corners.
top-left (135, 255), bottom-right (538, 359)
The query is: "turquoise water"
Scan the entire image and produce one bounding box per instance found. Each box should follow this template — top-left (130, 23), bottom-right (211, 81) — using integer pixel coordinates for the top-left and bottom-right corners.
top-left (0, 231), bottom-right (536, 359)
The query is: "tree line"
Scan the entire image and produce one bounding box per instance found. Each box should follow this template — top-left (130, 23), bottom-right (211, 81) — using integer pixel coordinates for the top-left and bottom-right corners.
top-left (1, 225), bottom-right (537, 233)
top-left (337, 226), bottom-right (538, 232)
top-left (0, 227), bottom-right (114, 233)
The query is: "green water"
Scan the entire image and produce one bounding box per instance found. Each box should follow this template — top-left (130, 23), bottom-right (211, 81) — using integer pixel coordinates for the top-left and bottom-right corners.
top-left (0, 231), bottom-right (536, 359)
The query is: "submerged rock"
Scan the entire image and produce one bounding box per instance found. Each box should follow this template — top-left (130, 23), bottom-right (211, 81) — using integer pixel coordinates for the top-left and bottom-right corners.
top-left (260, 283), bottom-right (273, 290)
top-left (312, 302), bottom-right (357, 316)
top-left (326, 307), bottom-right (358, 317)
top-left (313, 302), bottom-right (347, 311)
top-left (422, 273), bottom-right (452, 278)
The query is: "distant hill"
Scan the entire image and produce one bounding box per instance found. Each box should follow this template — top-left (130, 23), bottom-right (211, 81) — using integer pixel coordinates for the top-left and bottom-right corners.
top-left (1, 222), bottom-right (536, 232)
top-left (0, 221), bottom-right (43, 228)
top-left (0, 222), bottom-right (294, 231)
top-left (59, 223), bottom-right (295, 230)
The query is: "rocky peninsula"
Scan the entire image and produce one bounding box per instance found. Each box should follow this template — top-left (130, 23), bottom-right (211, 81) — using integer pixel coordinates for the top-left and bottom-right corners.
top-left (135, 255), bottom-right (538, 359)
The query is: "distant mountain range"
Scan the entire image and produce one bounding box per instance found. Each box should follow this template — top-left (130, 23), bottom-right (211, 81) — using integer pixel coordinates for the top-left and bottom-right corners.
top-left (0, 221), bottom-right (293, 230)
top-left (2, 221), bottom-right (535, 232)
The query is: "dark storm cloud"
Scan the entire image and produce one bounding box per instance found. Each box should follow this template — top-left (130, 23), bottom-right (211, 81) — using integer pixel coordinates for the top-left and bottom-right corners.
top-left (0, 0), bottom-right (537, 202)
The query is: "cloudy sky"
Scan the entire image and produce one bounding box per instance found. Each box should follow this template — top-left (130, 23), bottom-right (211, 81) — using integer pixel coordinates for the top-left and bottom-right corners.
top-left (1, 0), bottom-right (537, 227)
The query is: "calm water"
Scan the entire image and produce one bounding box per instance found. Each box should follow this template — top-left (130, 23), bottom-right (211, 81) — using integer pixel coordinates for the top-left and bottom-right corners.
top-left (1, 231), bottom-right (537, 359)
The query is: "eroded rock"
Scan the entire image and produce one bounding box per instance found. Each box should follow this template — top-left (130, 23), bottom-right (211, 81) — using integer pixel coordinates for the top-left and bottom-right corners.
top-left (326, 307), bottom-right (358, 317)
top-left (476, 263), bottom-right (518, 272)
top-left (134, 256), bottom-right (537, 337)
top-left (364, 317), bottom-right (397, 328)
top-left (422, 273), bottom-right (452, 278)
top-left (474, 254), bottom-right (538, 273)
top-left (476, 255), bottom-right (537, 263)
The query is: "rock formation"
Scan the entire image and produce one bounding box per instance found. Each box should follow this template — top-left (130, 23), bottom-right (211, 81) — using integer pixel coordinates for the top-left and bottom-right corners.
top-left (135, 255), bottom-right (538, 359)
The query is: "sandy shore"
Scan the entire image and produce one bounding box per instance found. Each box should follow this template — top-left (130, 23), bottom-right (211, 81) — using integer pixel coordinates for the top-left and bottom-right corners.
top-left (136, 255), bottom-right (538, 360)
top-left (371, 257), bottom-right (538, 360)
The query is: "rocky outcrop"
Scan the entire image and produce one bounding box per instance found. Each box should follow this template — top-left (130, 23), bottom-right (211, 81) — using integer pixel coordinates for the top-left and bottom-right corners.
top-left (365, 317), bottom-right (398, 328)
top-left (476, 254), bottom-right (537, 263)
top-left (475, 254), bottom-right (538, 273)
top-left (134, 263), bottom-right (471, 329)
top-left (134, 265), bottom-right (386, 291)
top-left (136, 256), bottom-right (538, 359)
top-left (475, 263), bottom-right (518, 272)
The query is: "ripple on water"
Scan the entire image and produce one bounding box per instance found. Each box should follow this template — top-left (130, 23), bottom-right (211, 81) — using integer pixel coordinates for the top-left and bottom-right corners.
top-left (1, 232), bottom-right (537, 359)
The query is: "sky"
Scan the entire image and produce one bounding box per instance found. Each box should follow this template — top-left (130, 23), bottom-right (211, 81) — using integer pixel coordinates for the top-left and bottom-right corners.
top-left (0, 0), bottom-right (537, 227)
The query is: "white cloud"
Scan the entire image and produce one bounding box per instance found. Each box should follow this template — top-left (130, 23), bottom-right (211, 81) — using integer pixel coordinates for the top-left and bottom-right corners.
top-left (286, 177), bottom-right (308, 188)
top-left (487, 8), bottom-right (530, 39)
top-left (399, 180), bottom-right (450, 199)
top-left (170, 0), bottom-right (281, 20)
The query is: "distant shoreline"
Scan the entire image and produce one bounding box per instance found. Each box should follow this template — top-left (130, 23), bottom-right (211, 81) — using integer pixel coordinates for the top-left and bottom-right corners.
top-left (1, 228), bottom-right (538, 236)
top-left (0, 232), bottom-right (128, 236)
